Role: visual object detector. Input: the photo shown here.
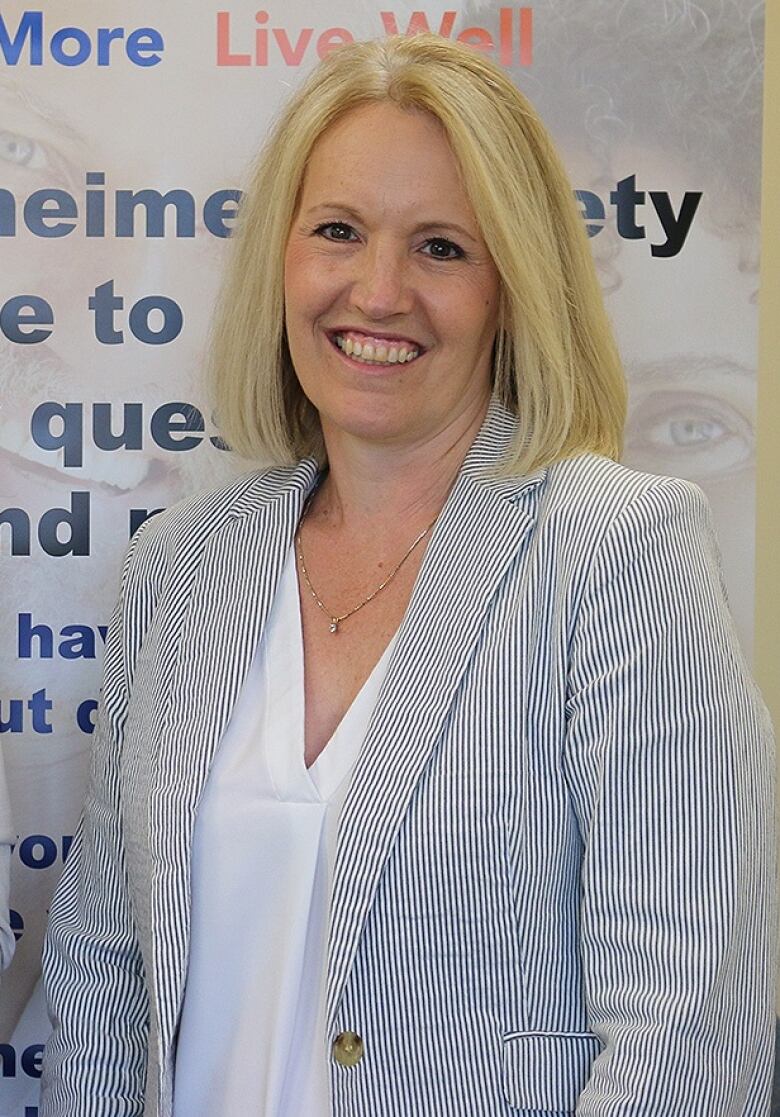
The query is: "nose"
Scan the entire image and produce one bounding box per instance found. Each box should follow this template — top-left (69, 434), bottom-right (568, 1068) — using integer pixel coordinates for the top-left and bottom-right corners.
top-left (348, 239), bottom-right (414, 320)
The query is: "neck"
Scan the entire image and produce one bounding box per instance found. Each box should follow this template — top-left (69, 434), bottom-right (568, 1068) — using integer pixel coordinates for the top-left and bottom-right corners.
top-left (313, 397), bottom-right (490, 535)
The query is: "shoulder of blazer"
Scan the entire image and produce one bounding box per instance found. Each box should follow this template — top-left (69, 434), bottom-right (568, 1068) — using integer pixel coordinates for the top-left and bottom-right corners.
top-left (113, 457), bottom-right (319, 650)
top-left (528, 451), bottom-right (714, 599)
top-left (541, 450), bottom-right (707, 533)
top-left (126, 458), bottom-right (318, 573)
top-left (465, 398), bottom-right (704, 533)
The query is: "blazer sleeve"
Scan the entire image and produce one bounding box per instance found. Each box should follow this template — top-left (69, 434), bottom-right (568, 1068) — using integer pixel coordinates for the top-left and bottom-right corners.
top-left (40, 522), bottom-right (158, 1117)
top-left (563, 476), bottom-right (776, 1116)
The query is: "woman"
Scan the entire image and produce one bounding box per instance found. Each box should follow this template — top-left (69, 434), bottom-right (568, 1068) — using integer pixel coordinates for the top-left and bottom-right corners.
top-left (40, 34), bottom-right (774, 1116)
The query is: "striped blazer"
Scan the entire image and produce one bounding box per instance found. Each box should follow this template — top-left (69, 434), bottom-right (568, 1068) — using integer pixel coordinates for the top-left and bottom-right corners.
top-left (41, 400), bottom-right (775, 1116)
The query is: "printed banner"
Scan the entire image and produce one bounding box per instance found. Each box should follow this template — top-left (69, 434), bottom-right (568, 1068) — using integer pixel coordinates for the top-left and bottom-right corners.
top-left (0, 2), bottom-right (766, 1112)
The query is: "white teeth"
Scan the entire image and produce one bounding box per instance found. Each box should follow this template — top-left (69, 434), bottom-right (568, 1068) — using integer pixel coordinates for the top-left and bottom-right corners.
top-left (12, 433), bottom-right (51, 469)
top-left (82, 445), bottom-right (151, 489)
top-left (1, 428), bottom-right (151, 490)
top-left (335, 335), bottom-right (420, 366)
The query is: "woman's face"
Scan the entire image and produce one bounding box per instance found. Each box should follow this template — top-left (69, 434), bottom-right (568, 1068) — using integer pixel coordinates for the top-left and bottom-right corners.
top-left (283, 101), bottom-right (501, 453)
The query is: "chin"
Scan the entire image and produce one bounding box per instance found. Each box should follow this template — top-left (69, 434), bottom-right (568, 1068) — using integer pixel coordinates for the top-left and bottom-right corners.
top-left (319, 397), bottom-right (415, 443)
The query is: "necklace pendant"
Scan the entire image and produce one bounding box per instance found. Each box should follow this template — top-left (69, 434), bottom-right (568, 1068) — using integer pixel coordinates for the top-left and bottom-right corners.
top-left (329, 619), bottom-right (339, 634)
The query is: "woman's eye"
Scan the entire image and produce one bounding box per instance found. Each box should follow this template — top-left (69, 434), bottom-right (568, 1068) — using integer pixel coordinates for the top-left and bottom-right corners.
top-left (0, 129), bottom-right (48, 170)
top-left (422, 238), bottom-right (464, 260)
top-left (315, 222), bottom-right (357, 242)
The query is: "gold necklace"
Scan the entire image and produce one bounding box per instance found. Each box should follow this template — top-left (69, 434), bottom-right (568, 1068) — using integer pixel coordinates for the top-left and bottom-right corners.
top-left (295, 495), bottom-right (437, 634)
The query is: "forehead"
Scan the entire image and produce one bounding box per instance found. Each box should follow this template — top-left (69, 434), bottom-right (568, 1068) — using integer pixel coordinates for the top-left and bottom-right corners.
top-left (299, 102), bottom-right (474, 220)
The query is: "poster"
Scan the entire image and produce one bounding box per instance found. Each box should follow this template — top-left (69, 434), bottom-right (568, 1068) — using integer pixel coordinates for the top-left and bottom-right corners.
top-left (0, 2), bottom-right (768, 1111)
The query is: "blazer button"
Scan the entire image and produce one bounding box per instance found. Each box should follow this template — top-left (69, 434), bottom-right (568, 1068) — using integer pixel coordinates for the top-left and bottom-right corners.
top-left (332, 1031), bottom-right (364, 1067)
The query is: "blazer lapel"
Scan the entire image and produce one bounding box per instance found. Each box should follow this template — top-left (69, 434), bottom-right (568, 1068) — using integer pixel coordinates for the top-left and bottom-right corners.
top-left (326, 403), bottom-right (546, 1028)
top-left (147, 457), bottom-right (319, 1056)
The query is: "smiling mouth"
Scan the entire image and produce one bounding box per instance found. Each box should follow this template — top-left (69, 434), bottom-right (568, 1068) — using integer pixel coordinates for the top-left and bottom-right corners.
top-left (0, 344), bottom-right (159, 493)
top-left (330, 330), bottom-right (422, 366)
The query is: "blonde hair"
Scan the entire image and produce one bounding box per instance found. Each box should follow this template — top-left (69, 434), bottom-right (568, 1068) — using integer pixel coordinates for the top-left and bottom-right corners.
top-left (209, 34), bottom-right (626, 473)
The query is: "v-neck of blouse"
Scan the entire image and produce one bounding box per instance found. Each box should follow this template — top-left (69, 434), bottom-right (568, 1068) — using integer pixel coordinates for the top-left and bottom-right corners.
top-left (264, 548), bottom-right (399, 802)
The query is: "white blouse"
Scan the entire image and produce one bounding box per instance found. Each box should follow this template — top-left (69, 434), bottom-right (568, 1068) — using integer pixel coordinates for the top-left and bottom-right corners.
top-left (172, 547), bottom-right (397, 1117)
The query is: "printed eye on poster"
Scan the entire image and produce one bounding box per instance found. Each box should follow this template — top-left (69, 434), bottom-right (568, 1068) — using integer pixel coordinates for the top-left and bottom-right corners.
top-left (0, 2), bottom-right (771, 1114)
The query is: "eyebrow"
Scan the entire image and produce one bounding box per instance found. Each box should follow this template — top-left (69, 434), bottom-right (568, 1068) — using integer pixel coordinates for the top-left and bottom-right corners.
top-left (626, 354), bottom-right (755, 384)
top-left (0, 76), bottom-right (88, 147)
top-left (302, 202), bottom-right (480, 243)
